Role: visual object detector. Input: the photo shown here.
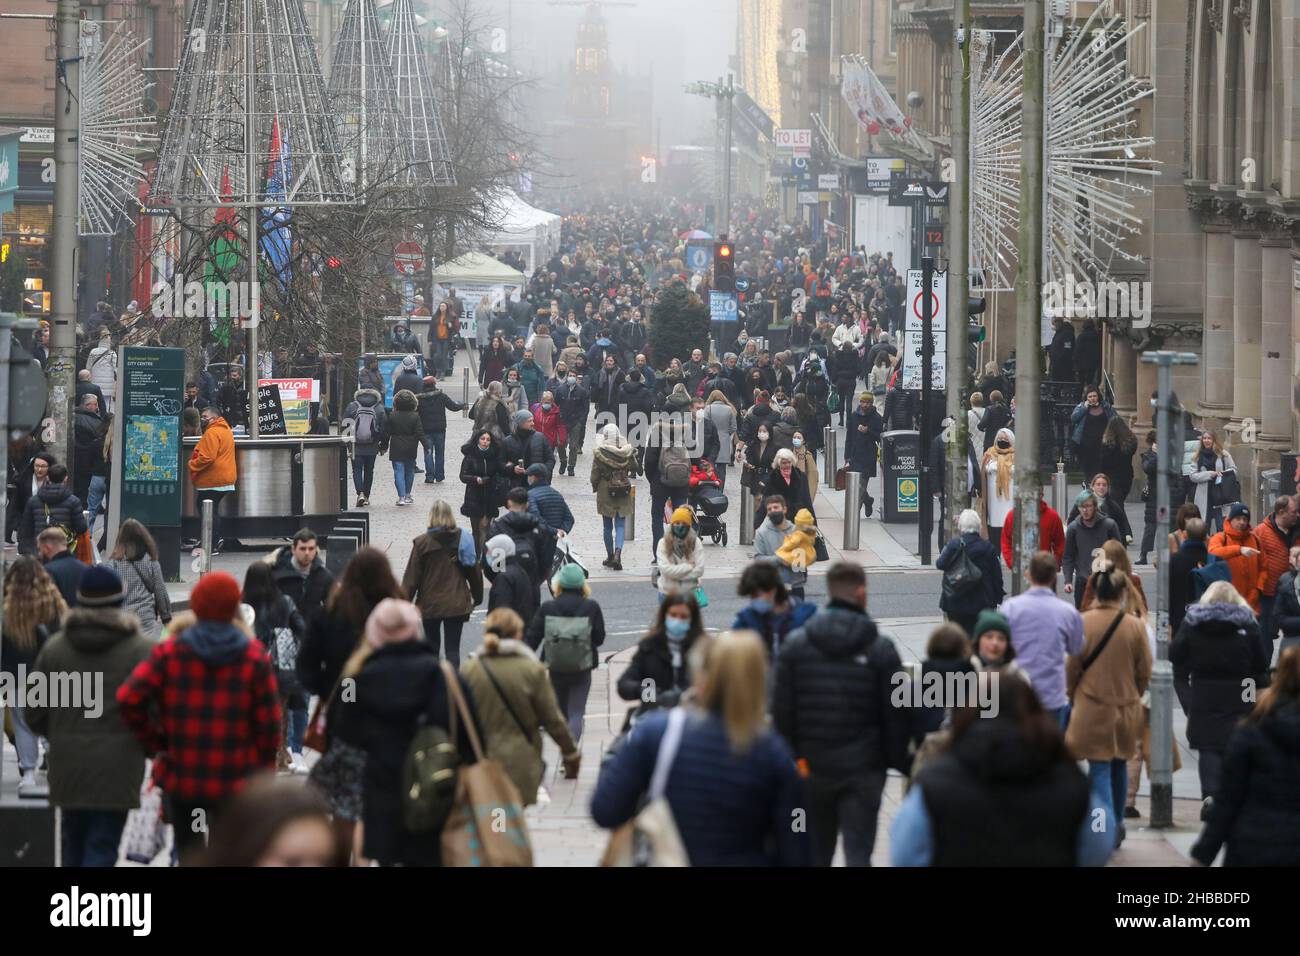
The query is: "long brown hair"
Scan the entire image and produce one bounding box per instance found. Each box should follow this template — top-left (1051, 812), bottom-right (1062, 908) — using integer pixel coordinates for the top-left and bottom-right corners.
top-left (3, 557), bottom-right (68, 652)
top-left (110, 518), bottom-right (159, 562)
top-left (326, 546), bottom-right (405, 632)
top-left (1249, 646), bottom-right (1300, 724)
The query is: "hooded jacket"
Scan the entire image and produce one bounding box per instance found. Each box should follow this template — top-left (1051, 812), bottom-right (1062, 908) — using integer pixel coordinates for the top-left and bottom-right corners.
top-left (268, 546), bottom-right (336, 624)
top-left (343, 388), bottom-right (389, 456)
top-left (459, 438), bottom-right (506, 520)
top-left (487, 509), bottom-right (551, 591)
top-left (1170, 602), bottom-right (1270, 752)
top-left (386, 389), bottom-right (423, 461)
top-left (403, 526), bottom-right (483, 619)
top-left (417, 383), bottom-right (463, 432)
top-left (771, 600), bottom-right (911, 778)
top-left (24, 607), bottom-right (153, 810)
top-left (189, 414), bottom-right (237, 489)
top-left (499, 425), bottom-right (555, 476)
top-left (1208, 525), bottom-right (1267, 611)
top-left (18, 481), bottom-right (88, 556)
top-left (591, 441), bottom-right (638, 519)
top-left (617, 379), bottom-right (657, 420)
top-left (117, 614), bottom-right (281, 800)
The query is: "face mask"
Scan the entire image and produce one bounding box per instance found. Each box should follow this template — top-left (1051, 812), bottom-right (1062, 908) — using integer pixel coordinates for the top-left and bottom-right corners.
top-left (567, 377), bottom-right (576, 386)
top-left (665, 617), bottom-right (691, 640)
top-left (996, 440), bottom-right (1010, 449)
top-left (758, 431), bottom-right (769, 441)
top-left (769, 510), bottom-right (785, 526)
top-left (750, 598), bottom-right (773, 614)
top-left (672, 524), bottom-right (690, 539)
top-left (542, 403), bottom-right (553, 411)
top-left (793, 438), bottom-right (803, 447)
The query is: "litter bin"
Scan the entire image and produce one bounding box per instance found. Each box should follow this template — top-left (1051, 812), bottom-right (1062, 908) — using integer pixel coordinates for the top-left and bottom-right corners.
top-left (881, 429), bottom-right (921, 524)
top-left (1258, 468), bottom-right (1280, 522)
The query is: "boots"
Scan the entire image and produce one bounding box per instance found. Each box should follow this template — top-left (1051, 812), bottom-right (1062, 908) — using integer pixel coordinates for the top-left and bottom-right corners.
top-left (612, 548), bottom-right (623, 571)
top-left (602, 548), bottom-right (616, 568)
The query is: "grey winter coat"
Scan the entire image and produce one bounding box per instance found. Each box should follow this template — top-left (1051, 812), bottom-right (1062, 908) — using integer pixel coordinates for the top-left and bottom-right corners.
top-left (343, 388), bottom-right (389, 456)
top-left (105, 557), bottom-right (172, 637)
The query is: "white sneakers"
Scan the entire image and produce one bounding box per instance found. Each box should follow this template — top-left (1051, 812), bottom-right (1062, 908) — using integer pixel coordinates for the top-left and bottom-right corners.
top-left (17, 770), bottom-right (49, 799)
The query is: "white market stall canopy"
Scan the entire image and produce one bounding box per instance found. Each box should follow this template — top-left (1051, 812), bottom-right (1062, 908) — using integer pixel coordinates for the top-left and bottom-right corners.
top-left (430, 251), bottom-right (527, 286)
top-left (482, 189), bottom-right (562, 275)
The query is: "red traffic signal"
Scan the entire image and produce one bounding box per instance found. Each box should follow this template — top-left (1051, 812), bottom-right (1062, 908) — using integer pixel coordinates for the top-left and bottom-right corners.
top-left (326, 256), bottom-right (341, 268)
top-left (714, 241), bottom-right (735, 292)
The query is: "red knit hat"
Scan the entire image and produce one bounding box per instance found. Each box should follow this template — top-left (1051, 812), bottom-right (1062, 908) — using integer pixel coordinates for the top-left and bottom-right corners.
top-left (190, 572), bottom-right (243, 622)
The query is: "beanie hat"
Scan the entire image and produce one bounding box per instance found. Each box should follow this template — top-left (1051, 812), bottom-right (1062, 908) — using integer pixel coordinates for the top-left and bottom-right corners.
top-left (365, 598), bottom-right (423, 648)
top-left (525, 463), bottom-right (549, 480)
top-left (555, 562), bottom-right (586, 591)
top-left (512, 409), bottom-right (534, 425)
top-left (1228, 502), bottom-right (1250, 522)
top-left (794, 508), bottom-right (816, 530)
top-left (190, 572), bottom-right (243, 622)
top-left (670, 506), bottom-right (694, 526)
top-left (76, 565), bottom-right (127, 608)
top-left (402, 354), bottom-right (417, 369)
top-left (423, 375), bottom-right (436, 386)
top-left (973, 609), bottom-right (1012, 642)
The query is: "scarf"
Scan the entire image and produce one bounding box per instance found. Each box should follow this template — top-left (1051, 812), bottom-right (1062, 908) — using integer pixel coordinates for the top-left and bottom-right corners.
top-left (596, 425), bottom-right (628, 453)
top-left (666, 630), bottom-right (686, 669)
top-left (984, 430), bottom-right (1015, 498)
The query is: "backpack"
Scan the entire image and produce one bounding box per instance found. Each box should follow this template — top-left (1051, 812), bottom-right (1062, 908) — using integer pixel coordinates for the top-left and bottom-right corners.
top-left (606, 464), bottom-right (632, 498)
top-left (42, 503), bottom-right (77, 550)
top-left (1191, 553), bottom-right (1232, 601)
top-left (941, 539), bottom-right (984, 599)
top-left (659, 438), bottom-right (690, 488)
top-left (263, 596), bottom-right (301, 693)
top-left (354, 406), bottom-right (376, 444)
top-left (402, 708), bottom-right (461, 835)
top-left (540, 615), bottom-right (594, 674)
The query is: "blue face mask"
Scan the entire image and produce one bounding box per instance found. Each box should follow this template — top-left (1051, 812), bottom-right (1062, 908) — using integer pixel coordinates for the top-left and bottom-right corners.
top-left (750, 598), bottom-right (773, 614)
top-left (664, 617), bottom-right (691, 639)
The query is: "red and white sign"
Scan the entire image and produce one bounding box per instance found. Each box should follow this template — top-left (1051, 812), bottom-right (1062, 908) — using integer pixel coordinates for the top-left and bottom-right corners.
top-left (905, 268), bottom-right (947, 332)
top-left (774, 128), bottom-right (812, 150)
top-left (393, 240), bottom-right (424, 276)
top-left (258, 378), bottom-right (320, 401)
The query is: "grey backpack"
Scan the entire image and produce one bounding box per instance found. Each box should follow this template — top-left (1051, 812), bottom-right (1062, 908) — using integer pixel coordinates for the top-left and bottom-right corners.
top-left (541, 616), bottom-right (594, 674)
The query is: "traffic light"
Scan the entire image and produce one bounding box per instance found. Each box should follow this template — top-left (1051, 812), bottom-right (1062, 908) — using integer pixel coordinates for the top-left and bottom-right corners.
top-left (714, 239), bottom-right (735, 293)
top-left (966, 295), bottom-right (987, 345)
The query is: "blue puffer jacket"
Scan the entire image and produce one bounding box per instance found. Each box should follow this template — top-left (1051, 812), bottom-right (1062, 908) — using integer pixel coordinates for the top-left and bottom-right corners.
top-left (591, 708), bottom-right (810, 866)
top-left (732, 602), bottom-right (817, 661)
top-left (1069, 400), bottom-right (1116, 446)
top-left (526, 473), bottom-right (575, 534)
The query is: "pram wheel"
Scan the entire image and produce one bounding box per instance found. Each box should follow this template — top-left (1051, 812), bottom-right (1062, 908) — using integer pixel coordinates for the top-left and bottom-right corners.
top-left (711, 531), bottom-right (722, 545)
top-left (721, 528), bottom-right (729, 546)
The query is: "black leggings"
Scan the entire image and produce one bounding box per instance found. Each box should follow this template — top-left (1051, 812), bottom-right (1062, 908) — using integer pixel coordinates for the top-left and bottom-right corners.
top-left (424, 617), bottom-right (466, 667)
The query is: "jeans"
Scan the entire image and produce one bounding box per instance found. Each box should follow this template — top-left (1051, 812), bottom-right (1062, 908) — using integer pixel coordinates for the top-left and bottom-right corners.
top-left (714, 462), bottom-right (728, 488)
top-left (422, 430), bottom-right (447, 481)
top-left (1049, 705), bottom-right (1071, 731)
top-left (5, 703), bottom-right (40, 771)
top-left (1088, 758), bottom-right (1128, 846)
top-left (287, 705), bottom-right (308, 753)
top-left (424, 617), bottom-right (466, 667)
top-left (430, 338), bottom-right (449, 374)
top-left (602, 515), bottom-right (626, 553)
top-left (86, 474), bottom-right (107, 529)
top-left (1258, 592), bottom-right (1277, 645)
top-left (1139, 516), bottom-right (1157, 558)
top-left (352, 454), bottom-right (376, 496)
top-left (61, 809), bottom-right (128, 868)
top-left (549, 669), bottom-right (593, 743)
top-left (392, 459), bottom-right (415, 498)
top-left (1072, 575), bottom-right (1089, 610)
top-left (1198, 749), bottom-right (1224, 801)
top-left (195, 488), bottom-right (229, 547)
top-left (650, 486), bottom-right (689, 559)
top-left (806, 770), bottom-right (886, 866)
top-left (561, 420), bottom-right (585, 472)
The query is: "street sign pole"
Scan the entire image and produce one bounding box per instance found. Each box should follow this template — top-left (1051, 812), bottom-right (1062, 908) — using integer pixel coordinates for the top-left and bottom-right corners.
top-left (1143, 350), bottom-right (1199, 830)
top-left (919, 255), bottom-right (935, 564)
top-left (946, 0), bottom-right (973, 546)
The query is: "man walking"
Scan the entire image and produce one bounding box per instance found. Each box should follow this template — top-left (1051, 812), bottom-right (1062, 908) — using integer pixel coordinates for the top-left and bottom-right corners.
top-left (753, 494), bottom-right (807, 602)
top-left (416, 375), bottom-right (464, 483)
top-left (1253, 495), bottom-right (1298, 643)
top-left (999, 551), bottom-right (1084, 727)
top-left (1063, 493), bottom-right (1121, 609)
top-left (189, 405), bottom-right (237, 551)
top-left (555, 369), bottom-right (590, 476)
top-left (773, 562), bottom-right (910, 866)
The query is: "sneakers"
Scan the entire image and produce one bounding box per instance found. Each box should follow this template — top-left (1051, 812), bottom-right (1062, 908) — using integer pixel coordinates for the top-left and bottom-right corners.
top-left (567, 468), bottom-right (575, 477)
top-left (17, 770), bottom-right (48, 799)
top-left (1124, 805), bottom-right (1140, 819)
top-left (424, 477), bottom-right (437, 484)
top-left (396, 497), bottom-right (407, 506)
top-left (289, 752), bottom-right (311, 776)
top-left (403, 496), bottom-right (415, 505)
top-left (1200, 796), bottom-right (1214, 821)
top-left (355, 495), bottom-right (369, 508)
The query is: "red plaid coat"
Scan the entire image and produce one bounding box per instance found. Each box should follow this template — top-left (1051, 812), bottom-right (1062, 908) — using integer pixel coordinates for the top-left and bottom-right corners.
top-left (117, 630), bottom-right (282, 801)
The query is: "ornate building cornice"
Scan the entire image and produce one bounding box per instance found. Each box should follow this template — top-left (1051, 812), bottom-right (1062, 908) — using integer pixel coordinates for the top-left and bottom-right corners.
top-left (1208, 0), bottom-right (1223, 32)
top-left (1231, 0), bottom-right (1251, 32)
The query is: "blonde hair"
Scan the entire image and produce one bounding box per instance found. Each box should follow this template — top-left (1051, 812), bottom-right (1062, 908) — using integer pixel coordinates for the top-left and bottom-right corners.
top-left (1199, 580), bottom-right (1250, 608)
top-left (426, 499), bottom-right (456, 530)
top-left (692, 631), bottom-right (768, 753)
top-left (482, 608), bottom-right (524, 654)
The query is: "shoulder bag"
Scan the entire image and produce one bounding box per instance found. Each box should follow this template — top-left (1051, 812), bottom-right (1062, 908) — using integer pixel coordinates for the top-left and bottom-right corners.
top-left (129, 559), bottom-right (170, 625)
top-left (1068, 610), bottom-right (1127, 699)
top-left (600, 706), bottom-right (690, 867)
top-left (480, 657), bottom-right (547, 790)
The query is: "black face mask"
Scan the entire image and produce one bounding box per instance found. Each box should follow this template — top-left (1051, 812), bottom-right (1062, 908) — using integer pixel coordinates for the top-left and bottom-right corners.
top-left (768, 510), bottom-right (786, 525)
top-left (996, 440), bottom-right (1011, 449)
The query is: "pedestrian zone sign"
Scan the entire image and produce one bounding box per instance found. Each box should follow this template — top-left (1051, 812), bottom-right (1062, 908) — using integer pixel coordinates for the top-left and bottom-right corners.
top-left (710, 291), bottom-right (739, 323)
top-left (906, 268), bottom-right (947, 332)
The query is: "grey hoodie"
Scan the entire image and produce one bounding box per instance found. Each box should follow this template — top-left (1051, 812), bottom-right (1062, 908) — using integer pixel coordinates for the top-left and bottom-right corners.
top-left (179, 620), bottom-right (251, 665)
top-left (754, 516), bottom-right (807, 588)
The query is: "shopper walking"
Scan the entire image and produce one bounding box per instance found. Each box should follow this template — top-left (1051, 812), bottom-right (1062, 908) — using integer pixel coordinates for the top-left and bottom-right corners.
top-left (343, 387), bottom-right (387, 508)
top-left (402, 500), bottom-right (483, 667)
top-left (104, 518), bottom-right (172, 638)
top-left (591, 423), bottom-right (637, 571)
top-left (525, 563), bottom-right (606, 744)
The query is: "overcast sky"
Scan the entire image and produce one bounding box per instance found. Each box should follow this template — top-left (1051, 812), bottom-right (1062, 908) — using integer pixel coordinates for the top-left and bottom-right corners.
top-left (461, 0), bottom-right (737, 146)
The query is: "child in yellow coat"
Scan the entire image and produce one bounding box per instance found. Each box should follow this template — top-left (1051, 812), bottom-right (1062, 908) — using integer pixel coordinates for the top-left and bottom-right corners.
top-left (776, 509), bottom-right (818, 573)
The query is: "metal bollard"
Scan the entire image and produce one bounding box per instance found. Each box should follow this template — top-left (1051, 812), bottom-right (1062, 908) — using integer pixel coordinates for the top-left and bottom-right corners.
top-left (200, 498), bottom-right (214, 577)
top-left (740, 492), bottom-right (755, 546)
top-left (1148, 659), bottom-right (1175, 829)
top-left (626, 484), bottom-right (636, 542)
top-left (1052, 460), bottom-right (1068, 515)
top-left (82, 511), bottom-right (98, 564)
top-left (825, 426), bottom-right (840, 479)
top-left (461, 367), bottom-right (471, 416)
top-left (843, 472), bottom-right (862, 550)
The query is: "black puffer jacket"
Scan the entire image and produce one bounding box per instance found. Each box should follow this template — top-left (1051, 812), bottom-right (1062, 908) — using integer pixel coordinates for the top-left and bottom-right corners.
top-left (1170, 602), bottom-right (1270, 751)
top-left (18, 482), bottom-right (88, 556)
top-left (1191, 701), bottom-right (1300, 867)
top-left (270, 548), bottom-right (336, 625)
top-left (417, 385), bottom-right (463, 432)
top-left (498, 428), bottom-right (555, 475)
top-left (386, 389), bottom-right (423, 461)
top-left (334, 641), bottom-right (482, 866)
top-left (771, 600), bottom-right (911, 778)
top-left (615, 630), bottom-right (700, 712)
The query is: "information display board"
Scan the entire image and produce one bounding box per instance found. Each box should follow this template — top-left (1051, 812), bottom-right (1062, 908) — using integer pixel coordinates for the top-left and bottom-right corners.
top-left (114, 347), bottom-right (184, 527)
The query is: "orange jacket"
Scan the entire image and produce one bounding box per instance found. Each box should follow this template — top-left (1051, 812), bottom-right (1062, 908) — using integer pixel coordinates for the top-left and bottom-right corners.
top-left (189, 416), bottom-right (237, 489)
top-left (1207, 526), bottom-right (1266, 611)
top-left (1252, 516), bottom-right (1292, 596)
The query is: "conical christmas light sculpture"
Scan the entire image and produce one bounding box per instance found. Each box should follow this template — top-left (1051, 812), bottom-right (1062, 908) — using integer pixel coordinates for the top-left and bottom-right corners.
top-left (385, 0), bottom-right (455, 187)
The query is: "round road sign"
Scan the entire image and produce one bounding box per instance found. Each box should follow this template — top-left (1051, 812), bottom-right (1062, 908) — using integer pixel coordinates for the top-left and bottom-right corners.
top-left (912, 290), bottom-right (941, 322)
top-left (394, 240), bottom-right (424, 275)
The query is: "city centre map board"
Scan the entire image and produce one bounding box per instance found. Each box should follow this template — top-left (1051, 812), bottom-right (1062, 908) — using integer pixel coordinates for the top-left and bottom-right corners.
top-left (108, 346), bottom-right (184, 577)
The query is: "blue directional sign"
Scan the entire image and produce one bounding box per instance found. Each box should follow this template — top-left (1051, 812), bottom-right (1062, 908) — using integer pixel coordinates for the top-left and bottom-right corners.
top-left (710, 291), bottom-right (740, 323)
top-left (686, 241), bottom-right (712, 274)
top-left (735, 277), bottom-right (751, 293)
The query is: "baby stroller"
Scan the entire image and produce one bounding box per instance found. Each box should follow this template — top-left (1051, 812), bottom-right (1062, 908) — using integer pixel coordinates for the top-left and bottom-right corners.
top-left (691, 479), bottom-right (729, 546)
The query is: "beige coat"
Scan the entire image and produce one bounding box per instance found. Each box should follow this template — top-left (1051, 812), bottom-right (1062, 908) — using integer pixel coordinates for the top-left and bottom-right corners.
top-left (793, 446), bottom-right (819, 501)
top-left (460, 639), bottom-right (577, 805)
top-left (1065, 601), bottom-right (1152, 762)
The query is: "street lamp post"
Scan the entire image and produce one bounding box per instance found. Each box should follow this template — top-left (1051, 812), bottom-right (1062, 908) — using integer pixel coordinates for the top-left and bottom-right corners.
top-left (685, 78), bottom-right (736, 237)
